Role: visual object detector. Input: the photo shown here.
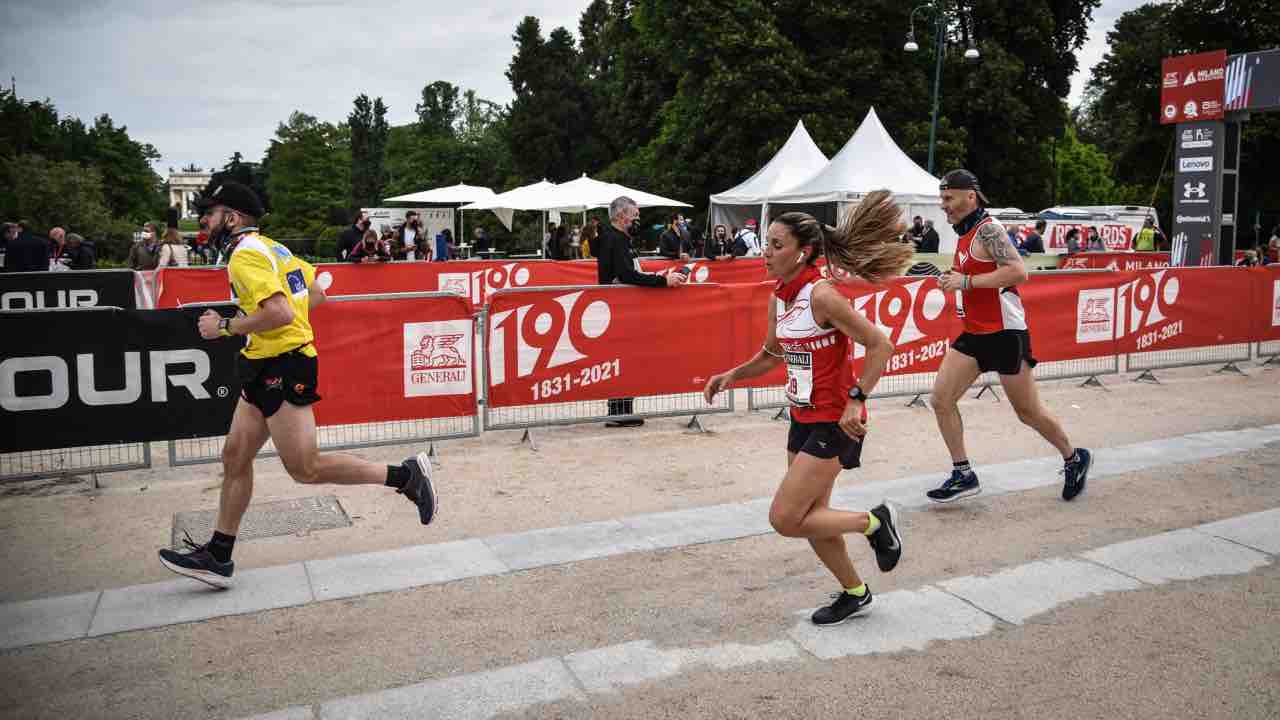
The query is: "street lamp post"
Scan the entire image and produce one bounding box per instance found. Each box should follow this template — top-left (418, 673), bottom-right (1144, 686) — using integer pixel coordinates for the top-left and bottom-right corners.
top-left (904, 2), bottom-right (980, 175)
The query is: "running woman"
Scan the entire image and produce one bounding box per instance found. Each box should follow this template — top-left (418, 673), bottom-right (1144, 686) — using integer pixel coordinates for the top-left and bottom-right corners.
top-left (703, 192), bottom-right (913, 625)
top-left (926, 169), bottom-right (1092, 503)
top-left (158, 182), bottom-right (436, 588)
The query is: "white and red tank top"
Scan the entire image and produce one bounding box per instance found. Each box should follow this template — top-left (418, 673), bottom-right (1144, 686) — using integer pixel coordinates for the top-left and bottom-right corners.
top-left (953, 216), bottom-right (1027, 334)
top-left (775, 268), bottom-right (855, 424)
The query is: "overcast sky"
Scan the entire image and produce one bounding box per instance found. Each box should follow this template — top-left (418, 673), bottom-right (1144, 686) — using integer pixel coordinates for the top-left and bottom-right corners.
top-left (2, 0), bottom-right (1147, 176)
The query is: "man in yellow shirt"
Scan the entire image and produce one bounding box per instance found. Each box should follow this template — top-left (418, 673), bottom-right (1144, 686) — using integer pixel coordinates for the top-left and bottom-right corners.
top-left (159, 182), bottom-right (437, 588)
top-left (1134, 217), bottom-right (1157, 251)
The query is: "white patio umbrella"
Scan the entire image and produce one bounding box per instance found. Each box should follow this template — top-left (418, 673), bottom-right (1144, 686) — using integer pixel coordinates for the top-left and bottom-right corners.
top-left (521, 174), bottom-right (691, 213)
top-left (461, 180), bottom-right (559, 254)
top-left (383, 183), bottom-right (500, 242)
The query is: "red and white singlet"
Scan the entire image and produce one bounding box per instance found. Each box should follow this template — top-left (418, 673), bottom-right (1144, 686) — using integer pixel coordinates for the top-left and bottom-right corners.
top-left (953, 216), bottom-right (1027, 334)
top-left (775, 270), bottom-right (855, 423)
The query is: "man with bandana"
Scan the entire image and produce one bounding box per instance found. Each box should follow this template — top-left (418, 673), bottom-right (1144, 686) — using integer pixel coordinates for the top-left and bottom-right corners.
top-left (157, 182), bottom-right (438, 589)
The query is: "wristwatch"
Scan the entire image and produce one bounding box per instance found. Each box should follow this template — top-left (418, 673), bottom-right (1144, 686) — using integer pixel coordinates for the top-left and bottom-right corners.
top-left (848, 385), bottom-right (868, 402)
top-left (218, 317), bottom-right (233, 336)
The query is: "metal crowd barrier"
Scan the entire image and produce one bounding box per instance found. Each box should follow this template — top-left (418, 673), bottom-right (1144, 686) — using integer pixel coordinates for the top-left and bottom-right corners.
top-left (1126, 343), bottom-right (1252, 382)
top-left (1258, 340), bottom-right (1280, 365)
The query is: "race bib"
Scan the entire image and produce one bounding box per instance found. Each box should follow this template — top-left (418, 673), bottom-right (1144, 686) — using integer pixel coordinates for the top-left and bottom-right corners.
top-left (784, 349), bottom-right (813, 406)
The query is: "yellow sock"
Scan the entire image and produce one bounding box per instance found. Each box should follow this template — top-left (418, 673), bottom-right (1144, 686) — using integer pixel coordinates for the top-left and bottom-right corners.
top-left (845, 584), bottom-right (867, 597)
top-left (863, 513), bottom-right (881, 536)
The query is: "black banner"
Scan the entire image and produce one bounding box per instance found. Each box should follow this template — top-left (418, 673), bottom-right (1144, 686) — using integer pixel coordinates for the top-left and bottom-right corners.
top-left (1171, 120), bottom-right (1225, 266)
top-left (0, 307), bottom-right (242, 452)
top-left (0, 270), bottom-right (138, 311)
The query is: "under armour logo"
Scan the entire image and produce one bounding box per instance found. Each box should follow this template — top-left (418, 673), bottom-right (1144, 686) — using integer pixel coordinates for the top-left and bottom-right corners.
top-left (1183, 182), bottom-right (1206, 199)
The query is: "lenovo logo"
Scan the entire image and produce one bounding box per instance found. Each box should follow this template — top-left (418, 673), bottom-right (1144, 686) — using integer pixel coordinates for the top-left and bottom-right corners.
top-left (1, 350), bottom-right (213, 412)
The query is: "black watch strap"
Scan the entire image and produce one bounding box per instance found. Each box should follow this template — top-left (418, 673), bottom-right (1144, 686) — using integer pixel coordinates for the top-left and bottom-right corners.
top-left (848, 385), bottom-right (868, 402)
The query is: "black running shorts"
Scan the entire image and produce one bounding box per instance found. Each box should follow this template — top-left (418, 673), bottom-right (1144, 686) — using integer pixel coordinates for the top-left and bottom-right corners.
top-left (236, 349), bottom-right (321, 418)
top-left (952, 329), bottom-right (1038, 375)
top-left (787, 420), bottom-right (864, 469)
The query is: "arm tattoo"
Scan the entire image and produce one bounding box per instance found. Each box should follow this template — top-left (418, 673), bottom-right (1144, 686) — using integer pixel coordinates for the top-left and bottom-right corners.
top-left (978, 223), bottom-right (1020, 267)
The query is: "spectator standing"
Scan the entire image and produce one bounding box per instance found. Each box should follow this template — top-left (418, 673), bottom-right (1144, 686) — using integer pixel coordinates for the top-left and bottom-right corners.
top-left (543, 222), bottom-right (556, 258)
top-left (338, 212), bottom-right (369, 260)
top-left (597, 195), bottom-right (686, 427)
top-left (909, 215), bottom-right (925, 246)
top-left (1086, 225), bottom-right (1104, 251)
top-left (1023, 220), bottom-right (1046, 254)
top-left (473, 227), bottom-right (491, 255)
top-left (349, 228), bottom-right (391, 263)
top-left (569, 224), bottom-right (582, 257)
top-left (434, 228), bottom-right (454, 262)
top-left (3, 221), bottom-right (49, 272)
top-left (129, 223), bottom-right (161, 270)
top-left (1064, 228), bottom-right (1082, 254)
top-left (47, 227), bottom-right (66, 268)
top-left (397, 211), bottom-right (423, 259)
top-left (384, 226), bottom-right (409, 260)
top-left (158, 227), bottom-right (191, 267)
top-left (1134, 217), bottom-right (1157, 251)
top-left (63, 233), bottom-right (95, 269)
top-left (732, 218), bottom-right (762, 256)
top-left (1268, 225), bottom-right (1280, 264)
top-left (918, 219), bottom-right (941, 253)
top-left (704, 224), bottom-right (734, 260)
top-left (550, 225), bottom-right (571, 260)
top-left (579, 220), bottom-right (597, 259)
top-left (658, 214), bottom-right (691, 260)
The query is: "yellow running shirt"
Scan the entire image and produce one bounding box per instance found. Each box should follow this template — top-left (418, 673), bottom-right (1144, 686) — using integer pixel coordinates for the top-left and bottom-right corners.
top-left (227, 232), bottom-right (318, 360)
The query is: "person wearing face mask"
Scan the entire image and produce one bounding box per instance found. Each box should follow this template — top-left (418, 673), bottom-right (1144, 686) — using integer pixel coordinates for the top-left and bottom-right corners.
top-left (397, 211), bottom-right (422, 260)
top-left (157, 181), bottom-right (438, 590)
top-left (338, 212), bottom-right (370, 261)
top-left (129, 222), bottom-right (161, 270)
top-left (704, 224), bottom-right (734, 260)
top-left (596, 195), bottom-right (686, 427)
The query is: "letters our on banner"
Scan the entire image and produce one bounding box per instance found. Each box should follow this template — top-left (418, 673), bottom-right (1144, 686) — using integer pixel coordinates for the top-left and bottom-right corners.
top-left (1058, 252), bottom-right (1172, 272)
top-left (0, 307), bottom-right (241, 452)
top-left (484, 285), bottom-right (737, 407)
top-left (0, 269), bottom-right (138, 311)
top-left (309, 294), bottom-right (477, 426)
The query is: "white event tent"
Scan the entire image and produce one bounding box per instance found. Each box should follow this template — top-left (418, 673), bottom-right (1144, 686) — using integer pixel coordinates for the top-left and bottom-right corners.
top-left (769, 108), bottom-right (955, 251)
top-left (707, 120), bottom-right (829, 233)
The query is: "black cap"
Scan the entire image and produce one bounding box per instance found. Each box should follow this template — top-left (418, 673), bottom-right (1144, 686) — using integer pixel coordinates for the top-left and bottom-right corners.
top-left (939, 169), bottom-right (989, 206)
top-left (196, 181), bottom-right (264, 218)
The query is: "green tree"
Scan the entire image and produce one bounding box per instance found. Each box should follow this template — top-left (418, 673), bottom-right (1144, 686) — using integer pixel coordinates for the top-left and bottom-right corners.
top-left (1050, 124), bottom-right (1117, 206)
top-left (1, 154), bottom-right (135, 259)
top-left (349, 94), bottom-right (389, 208)
top-left (263, 111), bottom-right (351, 238)
top-left (197, 151), bottom-right (271, 213)
top-left (415, 81), bottom-right (461, 138)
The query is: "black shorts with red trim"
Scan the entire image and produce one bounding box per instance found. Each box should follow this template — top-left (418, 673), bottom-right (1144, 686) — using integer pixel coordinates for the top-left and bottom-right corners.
top-left (952, 329), bottom-right (1037, 375)
top-left (236, 349), bottom-right (321, 418)
top-left (787, 420), bottom-right (864, 470)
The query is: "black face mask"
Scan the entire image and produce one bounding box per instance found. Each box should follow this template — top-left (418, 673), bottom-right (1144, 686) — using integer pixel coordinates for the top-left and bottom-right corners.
top-left (208, 214), bottom-right (235, 247)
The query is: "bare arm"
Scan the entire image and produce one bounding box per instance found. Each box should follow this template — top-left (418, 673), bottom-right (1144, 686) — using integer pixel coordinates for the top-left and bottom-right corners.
top-left (234, 293), bottom-right (295, 334)
top-left (308, 284), bottom-right (326, 309)
top-left (971, 223), bottom-right (1029, 288)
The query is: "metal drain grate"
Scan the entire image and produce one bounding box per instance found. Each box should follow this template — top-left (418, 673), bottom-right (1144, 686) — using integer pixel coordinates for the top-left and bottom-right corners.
top-left (171, 495), bottom-right (352, 549)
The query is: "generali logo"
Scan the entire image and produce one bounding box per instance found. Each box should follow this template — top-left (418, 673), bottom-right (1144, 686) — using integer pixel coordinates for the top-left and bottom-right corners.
top-left (1075, 289), bottom-right (1115, 344)
top-left (1273, 280), bottom-right (1280, 327)
top-left (403, 319), bottom-right (472, 397)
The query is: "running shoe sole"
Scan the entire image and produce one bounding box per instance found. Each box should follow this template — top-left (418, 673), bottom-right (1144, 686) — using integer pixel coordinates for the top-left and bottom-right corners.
top-left (412, 452), bottom-right (437, 525)
top-left (158, 556), bottom-right (233, 589)
top-left (812, 601), bottom-right (872, 626)
top-left (926, 486), bottom-right (982, 503)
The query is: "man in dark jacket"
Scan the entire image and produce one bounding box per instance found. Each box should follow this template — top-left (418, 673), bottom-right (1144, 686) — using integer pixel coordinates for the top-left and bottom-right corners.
top-left (918, 219), bottom-right (941, 253)
top-left (3, 222), bottom-right (50, 272)
top-left (63, 233), bottom-right (96, 269)
top-left (338, 212), bottom-right (369, 260)
top-left (597, 196), bottom-right (685, 426)
top-left (657, 214), bottom-right (691, 260)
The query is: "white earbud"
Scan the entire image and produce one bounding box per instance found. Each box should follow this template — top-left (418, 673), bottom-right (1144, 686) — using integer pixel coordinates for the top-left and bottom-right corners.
top-left (796, 253), bottom-right (805, 264)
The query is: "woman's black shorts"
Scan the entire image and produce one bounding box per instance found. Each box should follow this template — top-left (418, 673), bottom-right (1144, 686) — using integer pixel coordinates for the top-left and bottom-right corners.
top-left (787, 420), bottom-right (864, 469)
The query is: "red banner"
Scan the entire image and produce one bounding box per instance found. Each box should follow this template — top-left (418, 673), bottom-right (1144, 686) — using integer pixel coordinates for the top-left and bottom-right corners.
top-left (1058, 252), bottom-right (1171, 271)
top-left (1253, 266), bottom-right (1280, 342)
top-left (1019, 271), bottom-right (1122, 361)
top-left (1111, 267), bottom-right (1253, 353)
top-left (724, 281), bottom-right (788, 389)
top-left (640, 257), bottom-right (768, 285)
top-left (1046, 223), bottom-right (1136, 252)
top-left (1161, 50), bottom-right (1227, 124)
top-left (843, 276), bottom-right (961, 377)
top-left (309, 293), bottom-right (477, 425)
top-left (484, 285), bottom-right (737, 407)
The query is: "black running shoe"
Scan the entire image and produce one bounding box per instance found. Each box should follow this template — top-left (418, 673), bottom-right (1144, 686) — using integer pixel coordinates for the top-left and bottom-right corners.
top-left (866, 502), bottom-right (903, 572)
top-left (1062, 448), bottom-right (1092, 501)
top-left (398, 452), bottom-right (437, 525)
top-left (158, 532), bottom-right (234, 589)
top-left (811, 588), bottom-right (873, 626)
top-left (926, 469), bottom-right (981, 503)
